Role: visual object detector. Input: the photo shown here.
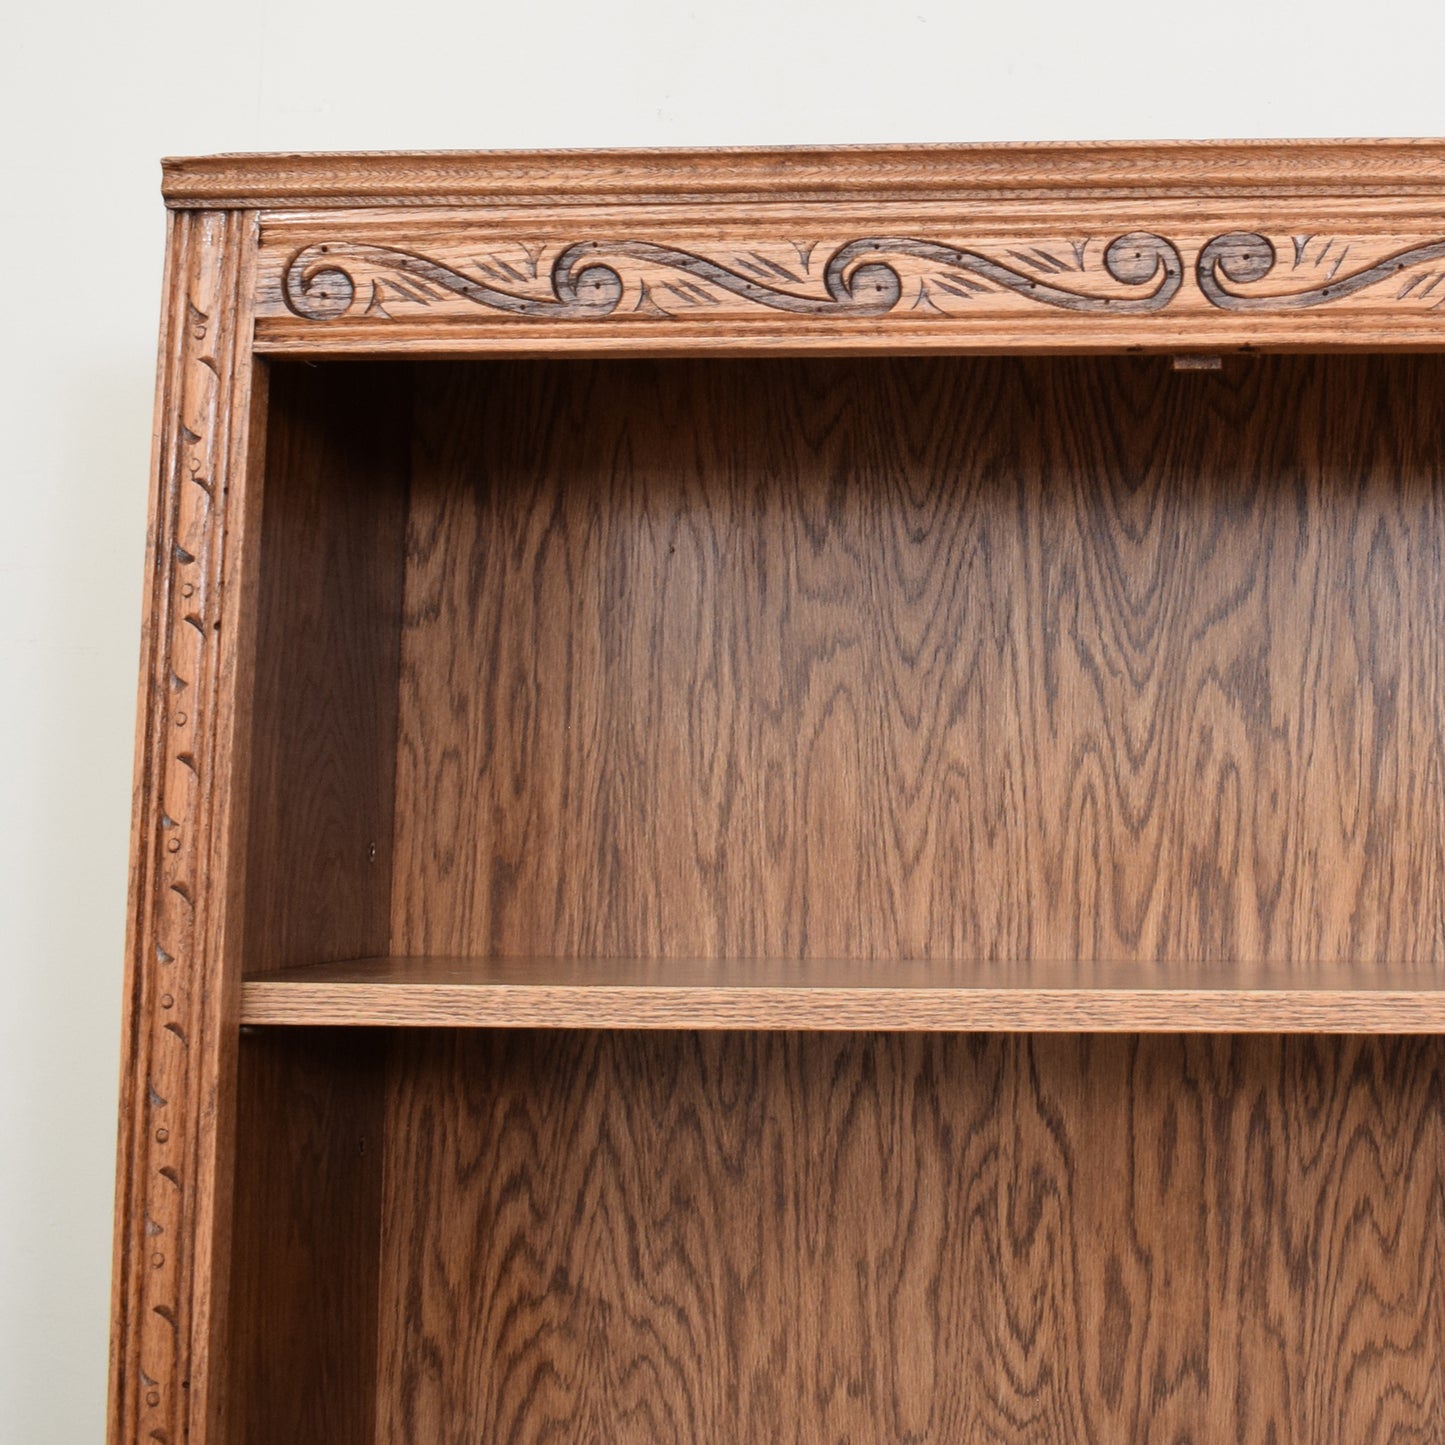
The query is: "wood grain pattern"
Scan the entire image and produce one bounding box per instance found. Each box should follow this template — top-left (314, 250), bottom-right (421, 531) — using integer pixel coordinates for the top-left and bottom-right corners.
top-left (391, 354), bottom-right (1445, 970)
top-left (114, 147), bottom-right (1445, 1445)
top-left (163, 139), bottom-right (1445, 209)
top-left (238, 955), bottom-right (1445, 1032)
top-left (235, 143), bottom-right (1445, 356)
top-left (239, 361), bottom-right (410, 975)
top-left (251, 212), bottom-right (1445, 354)
top-left (110, 209), bottom-right (260, 1445)
top-left (226, 1031), bottom-right (385, 1445)
top-left (376, 1030), bottom-right (1445, 1444)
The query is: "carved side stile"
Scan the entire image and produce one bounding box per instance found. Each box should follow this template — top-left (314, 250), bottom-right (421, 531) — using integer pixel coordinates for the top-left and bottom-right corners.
top-left (112, 209), bottom-right (258, 1445)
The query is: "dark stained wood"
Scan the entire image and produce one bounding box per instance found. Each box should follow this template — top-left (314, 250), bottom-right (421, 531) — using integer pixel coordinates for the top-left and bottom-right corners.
top-left (375, 1030), bottom-right (1445, 1444)
top-left (114, 145), bottom-right (1445, 1445)
top-left (240, 361), bottom-right (411, 975)
top-left (241, 954), bottom-right (1445, 1032)
top-left (391, 354), bottom-right (1445, 971)
top-left (226, 1031), bottom-right (386, 1445)
top-left (220, 365), bottom-right (408, 1445)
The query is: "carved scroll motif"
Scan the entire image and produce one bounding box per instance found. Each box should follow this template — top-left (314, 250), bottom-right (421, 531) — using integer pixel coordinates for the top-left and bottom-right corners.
top-left (1197, 232), bottom-right (1445, 310)
top-left (277, 229), bottom-right (1445, 326)
top-left (282, 233), bottom-right (1186, 322)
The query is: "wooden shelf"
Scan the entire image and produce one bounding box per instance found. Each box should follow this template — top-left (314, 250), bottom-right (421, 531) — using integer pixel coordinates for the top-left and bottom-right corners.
top-left (113, 146), bottom-right (1445, 1445)
top-left (240, 956), bottom-right (1445, 1032)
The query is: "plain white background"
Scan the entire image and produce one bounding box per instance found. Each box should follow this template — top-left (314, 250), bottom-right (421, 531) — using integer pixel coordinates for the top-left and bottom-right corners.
top-left (2, 3), bottom-right (1443, 1436)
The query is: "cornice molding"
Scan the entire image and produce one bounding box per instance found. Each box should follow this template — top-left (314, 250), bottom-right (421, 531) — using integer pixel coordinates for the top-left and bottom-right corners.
top-left (163, 139), bottom-right (1445, 210)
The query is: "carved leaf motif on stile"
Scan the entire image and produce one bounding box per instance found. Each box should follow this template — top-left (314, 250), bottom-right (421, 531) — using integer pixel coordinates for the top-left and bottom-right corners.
top-left (277, 231), bottom-right (1445, 323)
top-left (122, 212), bottom-right (234, 1445)
top-left (281, 234), bottom-right (1186, 320)
top-left (141, 301), bottom-right (210, 1443)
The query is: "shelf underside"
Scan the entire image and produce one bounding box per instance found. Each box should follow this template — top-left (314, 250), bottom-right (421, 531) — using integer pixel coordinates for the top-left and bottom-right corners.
top-left (240, 956), bottom-right (1445, 1031)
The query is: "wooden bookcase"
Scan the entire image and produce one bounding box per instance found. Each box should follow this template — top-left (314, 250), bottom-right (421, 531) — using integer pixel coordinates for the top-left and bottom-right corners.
top-left (113, 142), bottom-right (1445, 1444)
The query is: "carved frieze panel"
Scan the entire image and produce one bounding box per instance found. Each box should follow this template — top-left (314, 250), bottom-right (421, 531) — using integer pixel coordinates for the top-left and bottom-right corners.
top-left (253, 209), bottom-right (1445, 350)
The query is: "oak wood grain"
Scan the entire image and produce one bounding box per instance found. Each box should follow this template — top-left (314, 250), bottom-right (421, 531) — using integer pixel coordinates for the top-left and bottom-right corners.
top-left (240, 361), bottom-right (410, 974)
top-left (115, 145), bottom-right (1445, 1445)
top-left (226, 1031), bottom-right (386, 1445)
top-left (376, 1030), bottom-right (1445, 1444)
top-left (391, 354), bottom-right (1445, 971)
top-left (252, 202), bottom-right (1445, 355)
top-left (110, 208), bottom-right (261, 1445)
top-left (238, 955), bottom-right (1445, 1032)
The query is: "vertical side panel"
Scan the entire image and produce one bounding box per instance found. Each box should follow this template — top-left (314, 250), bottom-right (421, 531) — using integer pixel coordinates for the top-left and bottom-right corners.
top-left (110, 209), bottom-right (260, 1445)
top-left (240, 361), bottom-right (411, 976)
top-left (224, 360), bottom-right (412, 1442)
top-left (226, 1032), bottom-right (387, 1445)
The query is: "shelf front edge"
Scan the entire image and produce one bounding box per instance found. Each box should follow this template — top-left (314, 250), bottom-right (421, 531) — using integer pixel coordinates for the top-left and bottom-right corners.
top-left (239, 980), bottom-right (1445, 1033)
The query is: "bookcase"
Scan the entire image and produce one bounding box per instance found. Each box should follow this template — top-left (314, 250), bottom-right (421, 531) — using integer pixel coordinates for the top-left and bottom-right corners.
top-left (113, 142), bottom-right (1445, 1444)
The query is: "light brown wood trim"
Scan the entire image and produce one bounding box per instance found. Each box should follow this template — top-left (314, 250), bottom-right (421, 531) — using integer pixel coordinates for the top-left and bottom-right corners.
top-left (164, 139), bottom-right (1445, 209)
top-left (240, 958), bottom-right (1445, 1033)
top-left (252, 200), bottom-right (1445, 354)
top-left (110, 209), bottom-right (260, 1445)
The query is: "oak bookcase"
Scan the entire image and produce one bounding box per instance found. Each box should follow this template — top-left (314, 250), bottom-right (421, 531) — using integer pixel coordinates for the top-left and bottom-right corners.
top-left (113, 142), bottom-right (1445, 1444)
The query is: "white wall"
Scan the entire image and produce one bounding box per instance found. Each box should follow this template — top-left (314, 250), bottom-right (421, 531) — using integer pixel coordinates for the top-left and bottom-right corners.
top-left (2, 3), bottom-right (1441, 1437)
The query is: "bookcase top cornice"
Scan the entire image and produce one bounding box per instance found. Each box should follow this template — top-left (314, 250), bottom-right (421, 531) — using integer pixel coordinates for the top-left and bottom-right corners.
top-left (162, 138), bottom-right (1445, 210)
